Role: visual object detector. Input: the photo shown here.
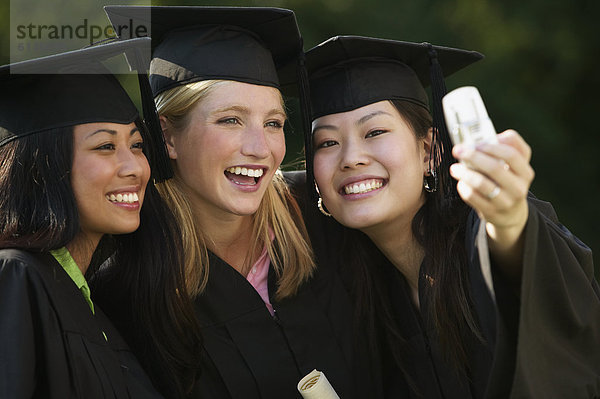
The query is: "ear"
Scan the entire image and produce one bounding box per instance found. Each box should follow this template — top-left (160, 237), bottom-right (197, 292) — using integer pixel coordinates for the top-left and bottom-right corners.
top-left (160, 115), bottom-right (178, 160)
top-left (421, 127), bottom-right (434, 175)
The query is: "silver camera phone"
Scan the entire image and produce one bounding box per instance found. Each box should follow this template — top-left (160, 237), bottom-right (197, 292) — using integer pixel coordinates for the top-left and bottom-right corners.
top-left (442, 86), bottom-right (498, 147)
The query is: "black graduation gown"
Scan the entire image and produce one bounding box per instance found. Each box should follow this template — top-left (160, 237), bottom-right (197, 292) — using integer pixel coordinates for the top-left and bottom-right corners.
top-left (468, 196), bottom-right (600, 398)
top-left (0, 249), bottom-right (163, 399)
top-left (379, 254), bottom-right (494, 399)
top-left (330, 200), bottom-right (599, 399)
top-left (189, 251), bottom-right (362, 399)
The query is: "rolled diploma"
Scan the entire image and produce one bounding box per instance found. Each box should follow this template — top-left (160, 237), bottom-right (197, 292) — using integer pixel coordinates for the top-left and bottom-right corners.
top-left (297, 369), bottom-right (340, 399)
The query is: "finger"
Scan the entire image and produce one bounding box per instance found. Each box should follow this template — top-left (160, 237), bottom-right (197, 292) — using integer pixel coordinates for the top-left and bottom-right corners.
top-left (475, 141), bottom-right (535, 185)
top-left (450, 163), bottom-right (512, 208)
top-left (496, 129), bottom-right (532, 161)
top-left (455, 142), bottom-right (534, 200)
top-left (455, 179), bottom-right (499, 218)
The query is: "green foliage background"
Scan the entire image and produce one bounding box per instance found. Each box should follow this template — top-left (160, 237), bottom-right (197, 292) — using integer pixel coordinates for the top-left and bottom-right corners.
top-left (1, 0), bottom-right (598, 274)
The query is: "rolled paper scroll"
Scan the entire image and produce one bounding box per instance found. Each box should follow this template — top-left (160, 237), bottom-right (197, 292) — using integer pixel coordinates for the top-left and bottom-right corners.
top-left (297, 369), bottom-right (340, 399)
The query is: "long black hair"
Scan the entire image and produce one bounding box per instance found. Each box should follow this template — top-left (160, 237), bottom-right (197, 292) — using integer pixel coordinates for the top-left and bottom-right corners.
top-left (335, 100), bottom-right (482, 391)
top-left (0, 121), bottom-right (202, 398)
top-left (0, 126), bottom-right (77, 250)
top-left (89, 120), bottom-right (203, 398)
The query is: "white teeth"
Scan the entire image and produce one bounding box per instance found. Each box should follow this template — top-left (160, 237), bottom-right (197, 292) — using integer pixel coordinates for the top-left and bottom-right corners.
top-left (344, 179), bottom-right (383, 195)
top-left (226, 167), bottom-right (264, 178)
top-left (106, 192), bottom-right (139, 204)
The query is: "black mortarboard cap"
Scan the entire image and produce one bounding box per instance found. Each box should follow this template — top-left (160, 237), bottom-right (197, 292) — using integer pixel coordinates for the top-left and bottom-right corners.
top-left (305, 35), bottom-right (484, 199)
top-left (0, 38), bottom-right (172, 181)
top-left (306, 35), bottom-right (483, 119)
top-left (104, 6), bottom-right (304, 97)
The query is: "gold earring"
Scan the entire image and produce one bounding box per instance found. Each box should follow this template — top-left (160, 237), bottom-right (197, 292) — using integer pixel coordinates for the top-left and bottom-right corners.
top-left (317, 196), bottom-right (332, 217)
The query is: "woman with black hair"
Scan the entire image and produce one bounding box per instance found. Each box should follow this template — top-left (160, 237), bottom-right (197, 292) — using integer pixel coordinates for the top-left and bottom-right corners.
top-left (0, 39), bottom-right (201, 398)
top-left (300, 35), bottom-right (600, 398)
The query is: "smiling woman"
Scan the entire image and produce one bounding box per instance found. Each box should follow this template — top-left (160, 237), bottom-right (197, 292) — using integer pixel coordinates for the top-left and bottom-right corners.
top-left (98, 5), bottom-right (367, 399)
top-left (160, 80), bottom-right (286, 220)
top-left (301, 35), bottom-right (600, 398)
top-left (71, 122), bottom-right (150, 242)
top-left (0, 39), bottom-right (201, 398)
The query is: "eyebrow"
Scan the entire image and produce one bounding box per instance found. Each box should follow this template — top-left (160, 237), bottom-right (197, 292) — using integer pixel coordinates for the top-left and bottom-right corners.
top-left (213, 105), bottom-right (286, 119)
top-left (214, 105), bottom-right (249, 115)
top-left (312, 124), bottom-right (338, 135)
top-left (86, 127), bottom-right (140, 139)
top-left (356, 110), bottom-right (393, 125)
top-left (312, 110), bottom-right (393, 135)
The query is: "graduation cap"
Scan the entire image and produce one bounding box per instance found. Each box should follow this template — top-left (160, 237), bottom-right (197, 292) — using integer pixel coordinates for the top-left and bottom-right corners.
top-left (104, 6), bottom-right (304, 97)
top-left (305, 35), bottom-right (484, 199)
top-left (0, 37), bottom-right (172, 182)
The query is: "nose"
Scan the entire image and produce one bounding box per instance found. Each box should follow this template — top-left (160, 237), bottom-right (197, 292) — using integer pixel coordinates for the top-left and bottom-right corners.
top-left (241, 123), bottom-right (270, 159)
top-left (117, 147), bottom-right (147, 178)
top-left (340, 139), bottom-right (369, 170)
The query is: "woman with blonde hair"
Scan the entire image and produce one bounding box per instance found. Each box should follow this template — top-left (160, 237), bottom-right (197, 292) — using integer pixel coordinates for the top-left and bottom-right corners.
top-left (104, 6), bottom-right (360, 398)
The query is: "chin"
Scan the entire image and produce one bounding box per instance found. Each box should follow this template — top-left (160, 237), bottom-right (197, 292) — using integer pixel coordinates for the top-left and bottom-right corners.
top-left (333, 213), bottom-right (376, 231)
top-left (111, 221), bottom-right (141, 235)
top-left (230, 205), bottom-right (261, 216)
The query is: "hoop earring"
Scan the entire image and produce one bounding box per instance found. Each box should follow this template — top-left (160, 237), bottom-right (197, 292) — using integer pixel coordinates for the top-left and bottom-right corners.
top-left (317, 196), bottom-right (332, 217)
top-left (423, 168), bottom-right (438, 193)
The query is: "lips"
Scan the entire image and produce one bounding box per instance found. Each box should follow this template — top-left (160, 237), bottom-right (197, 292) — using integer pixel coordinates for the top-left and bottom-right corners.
top-left (225, 166), bottom-right (265, 186)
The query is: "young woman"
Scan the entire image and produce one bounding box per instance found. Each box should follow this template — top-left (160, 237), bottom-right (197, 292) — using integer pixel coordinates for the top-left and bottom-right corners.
top-left (303, 36), bottom-right (600, 398)
top-left (0, 39), bottom-right (200, 398)
top-left (103, 7), bottom-right (364, 398)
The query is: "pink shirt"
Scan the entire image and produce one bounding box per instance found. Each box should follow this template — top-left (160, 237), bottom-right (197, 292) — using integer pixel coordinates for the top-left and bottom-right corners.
top-left (246, 233), bottom-right (275, 316)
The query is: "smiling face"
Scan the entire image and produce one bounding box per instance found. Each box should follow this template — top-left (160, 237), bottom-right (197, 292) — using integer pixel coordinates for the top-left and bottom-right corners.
top-left (71, 122), bottom-right (150, 245)
top-left (312, 100), bottom-right (430, 234)
top-left (163, 80), bottom-right (286, 218)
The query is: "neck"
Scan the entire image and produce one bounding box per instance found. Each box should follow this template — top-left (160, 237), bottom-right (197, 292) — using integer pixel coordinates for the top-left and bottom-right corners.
top-left (193, 205), bottom-right (257, 275)
top-left (363, 215), bottom-right (424, 307)
top-left (65, 233), bottom-right (101, 275)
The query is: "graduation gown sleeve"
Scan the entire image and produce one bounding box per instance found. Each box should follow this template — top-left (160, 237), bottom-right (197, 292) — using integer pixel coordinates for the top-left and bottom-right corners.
top-left (0, 250), bottom-right (42, 398)
top-left (467, 195), bottom-right (600, 398)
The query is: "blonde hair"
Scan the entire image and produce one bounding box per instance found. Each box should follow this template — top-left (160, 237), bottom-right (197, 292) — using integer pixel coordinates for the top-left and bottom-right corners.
top-left (155, 80), bottom-right (315, 300)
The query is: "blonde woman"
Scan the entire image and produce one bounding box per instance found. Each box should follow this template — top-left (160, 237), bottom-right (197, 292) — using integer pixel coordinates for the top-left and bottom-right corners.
top-left (105, 6), bottom-right (361, 398)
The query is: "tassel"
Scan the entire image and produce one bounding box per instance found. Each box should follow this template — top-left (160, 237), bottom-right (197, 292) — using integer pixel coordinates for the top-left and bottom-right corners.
top-left (89, 38), bottom-right (173, 182)
top-left (296, 43), bottom-right (318, 205)
top-left (138, 71), bottom-right (173, 182)
top-left (425, 43), bottom-right (458, 200)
